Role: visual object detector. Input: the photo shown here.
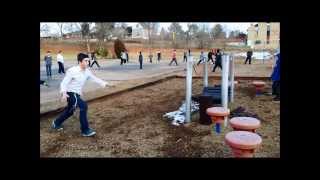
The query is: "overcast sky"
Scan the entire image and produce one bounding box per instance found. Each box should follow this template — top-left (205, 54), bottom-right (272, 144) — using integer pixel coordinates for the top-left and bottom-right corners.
top-left (41, 22), bottom-right (253, 37)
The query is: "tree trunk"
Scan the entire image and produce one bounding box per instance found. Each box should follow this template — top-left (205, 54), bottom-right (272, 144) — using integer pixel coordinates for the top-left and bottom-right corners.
top-left (148, 27), bottom-right (151, 50)
top-left (86, 37), bottom-right (91, 53)
top-left (186, 34), bottom-right (189, 49)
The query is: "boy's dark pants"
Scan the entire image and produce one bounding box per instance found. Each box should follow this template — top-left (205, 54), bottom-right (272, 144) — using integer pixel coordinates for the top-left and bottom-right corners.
top-left (272, 80), bottom-right (280, 98)
top-left (54, 92), bottom-right (90, 133)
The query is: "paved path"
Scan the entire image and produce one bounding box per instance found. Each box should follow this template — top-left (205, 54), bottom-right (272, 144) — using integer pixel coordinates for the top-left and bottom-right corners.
top-left (40, 56), bottom-right (274, 114)
top-left (40, 58), bottom-right (186, 114)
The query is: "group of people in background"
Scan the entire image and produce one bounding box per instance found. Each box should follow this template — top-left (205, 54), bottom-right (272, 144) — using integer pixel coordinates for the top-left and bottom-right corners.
top-left (196, 49), bottom-right (222, 72)
top-left (88, 52), bottom-right (100, 69)
top-left (141, 50), bottom-right (162, 65)
top-left (169, 49), bottom-right (194, 65)
top-left (125, 50), bottom-right (162, 70)
top-left (43, 50), bottom-right (65, 80)
top-left (42, 50), bottom-right (102, 86)
top-left (135, 48), bottom-right (222, 69)
top-left (43, 49), bottom-right (269, 74)
top-left (121, 48), bottom-right (196, 69)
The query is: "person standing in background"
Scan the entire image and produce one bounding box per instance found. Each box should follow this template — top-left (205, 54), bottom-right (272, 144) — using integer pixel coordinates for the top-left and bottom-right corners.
top-left (149, 51), bottom-right (153, 63)
top-left (157, 50), bottom-right (161, 62)
top-left (169, 49), bottom-right (178, 66)
top-left (44, 50), bottom-right (52, 79)
top-left (197, 51), bottom-right (205, 65)
top-left (57, 50), bottom-right (65, 74)
top-left (183, 51), bottom-right (187, 62)
top-left (90, 52), bottom-right (100, 69)
top-left (126, 50), bottom-right (129, 63)
top-left (212, 49), bottom-right (222, 72)
top-left (138, 51), bottom-right (143, 69)
top-left (244, 49), bottom-right (253, 64)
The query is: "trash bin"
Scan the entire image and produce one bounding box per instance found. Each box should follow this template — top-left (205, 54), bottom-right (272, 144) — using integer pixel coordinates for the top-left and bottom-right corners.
top-left (199, 85), bottom-right (232, 125)
top-left (198, 95), bottom-right (214, 125)
top-left (202, 85), bottom-right (231, 104)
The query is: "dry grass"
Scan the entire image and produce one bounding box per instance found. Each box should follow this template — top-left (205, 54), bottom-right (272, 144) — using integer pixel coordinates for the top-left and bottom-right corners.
top-left (40, 78), bottom-right (279, 158)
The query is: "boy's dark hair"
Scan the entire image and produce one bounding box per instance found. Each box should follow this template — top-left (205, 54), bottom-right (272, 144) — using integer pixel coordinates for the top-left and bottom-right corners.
top-left (47, 50), bottom-right (51, 53)
top-left (58, 50), bottom-right (62, 53)
top-left (77, 53), bottom-right (89, 62)
top-left (217, 49), bottom-right (220, 53)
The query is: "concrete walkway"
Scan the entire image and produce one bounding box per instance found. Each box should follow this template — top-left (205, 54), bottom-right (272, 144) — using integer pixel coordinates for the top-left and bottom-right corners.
top-left (40, 57), bottom-right (274, 115)
top-left (40, 58), bottom-right (186, 114)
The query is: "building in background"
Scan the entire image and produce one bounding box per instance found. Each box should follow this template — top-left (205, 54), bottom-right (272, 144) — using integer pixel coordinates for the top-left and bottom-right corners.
top-left (63, 31), bottom-right (82, 39)
top-left (131, 24), bottom-right (149, 39)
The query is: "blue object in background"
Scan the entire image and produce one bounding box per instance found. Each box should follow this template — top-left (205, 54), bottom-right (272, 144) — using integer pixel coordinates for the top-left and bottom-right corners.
top-left (215, 123), bottom-right (221, 133)
top-left (271, 53), bottom-right (280, 82)
top-left (256, 91), bottom-right (262, 96)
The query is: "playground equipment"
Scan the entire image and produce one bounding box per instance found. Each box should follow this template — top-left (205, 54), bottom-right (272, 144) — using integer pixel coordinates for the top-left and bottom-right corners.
top-left (225, 131), bottom-right (262, 158)
top-left (196, 54), bottom-right (235, 126)
top-left (229, 55), bottom-right (235, 103)
top-left (222, 54), bottom-right (231, 127)
top-left (206, 107), bottom-right (230, 133)
top-left (184, 53), bottom-right (263, 157)
top-left (252, 81), bottom-right (266, 96)
top-left (203, 59), bottom-right (208, 87)
top-left (229, 117), bottom-right (261, 132)
top-left (185, 56), bottom-right (193, 123)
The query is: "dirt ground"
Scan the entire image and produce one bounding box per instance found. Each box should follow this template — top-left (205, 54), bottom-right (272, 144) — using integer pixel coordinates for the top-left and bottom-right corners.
top-left (40, 78), bottom-right (280, 158)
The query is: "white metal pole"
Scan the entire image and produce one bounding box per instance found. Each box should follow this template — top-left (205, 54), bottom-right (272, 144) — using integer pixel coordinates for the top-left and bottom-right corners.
top-left (186, 56), bottom-right (193, 123)
top-left (203, 58), bottom-right (208, 87)
top-left (221, 54), bottom-right (230, 127)
top-left (230, 54), bottom-right (235, 103)
top-left (263, 41), bottom-right (265, 64)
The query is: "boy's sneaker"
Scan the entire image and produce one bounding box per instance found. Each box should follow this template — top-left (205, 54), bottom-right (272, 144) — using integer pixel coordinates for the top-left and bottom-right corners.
top-left (42, 81), bottom-right (48, 86)
top-left (273, 97), bottom-right (280, 101)
top-left (81, 128), bottom-right (96, 137)
top-left (52, 121), bottom-right (63, 131)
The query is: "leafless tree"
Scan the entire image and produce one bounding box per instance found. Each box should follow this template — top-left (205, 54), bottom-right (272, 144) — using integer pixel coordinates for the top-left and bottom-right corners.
top-left (80, 23), bottom-right (93, 52)
top-left (63, 23), bottom-right (79, 34)
top-left (228, 30), bottom-right (240, 39)
top-left (56, 23), bottom-right (64, 39)
top-left (40, 24), bottom-right (50, 37)
top-left (185, 23), bottom-right (199, 48)
top-left (159, 27), bottom-right (166, 40)
top-left (196, 23), bottom-right (210, 49)
top-left (94, 22), bottom-right (114, 47)
top-left (110, 23), bottom-right (128, 39)
top-left (211, 24), bottom-right (226, 39)
top-left (168, 23), bottom-right (184, 48)
top-left (139, 23), bottom-right (159, 48)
